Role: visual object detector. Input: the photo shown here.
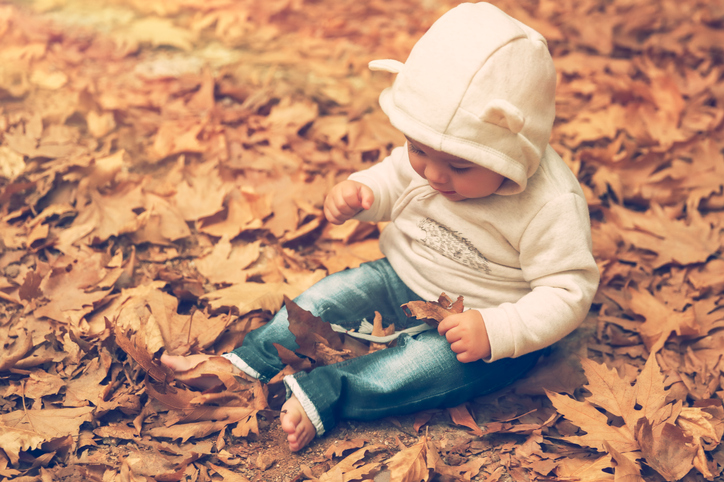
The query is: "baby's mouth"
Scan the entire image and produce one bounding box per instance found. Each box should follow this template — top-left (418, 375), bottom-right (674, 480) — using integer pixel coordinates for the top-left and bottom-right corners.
top-left (432, 186), bottom-right (456, 195)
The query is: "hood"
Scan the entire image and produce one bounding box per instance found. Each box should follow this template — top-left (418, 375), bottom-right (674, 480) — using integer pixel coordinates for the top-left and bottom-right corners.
top-left (369, 2), bottom-right (556, 195)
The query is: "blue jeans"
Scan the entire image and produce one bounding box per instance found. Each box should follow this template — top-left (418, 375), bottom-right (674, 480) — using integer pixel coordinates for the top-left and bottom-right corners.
top-left (226, 258), bottom-right (541, 436)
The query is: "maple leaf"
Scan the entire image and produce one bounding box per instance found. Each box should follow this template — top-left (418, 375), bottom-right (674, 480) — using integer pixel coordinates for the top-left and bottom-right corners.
top-left (549, 356), bottom-right (719, 480)
top-left (114, 17), bottom-right (198, 52)
top-left (604, 441), bottom-right (645, 481)
top-left (324, 438), bottom-right (367, 459)
top-left (146, 420), bottom-right (231, 443)
top-left (31, 248), bottom-right (125, 324)
top-left (131, 191), bottom-right (191, 245)
top-left (123, 447), bottom-right (201, 481)
top-left (273, 343), bottom-right (313, 374)
top-left (208, 462), bottom-right (251, 482)
top-left (318, 444), bottom-right (387, 481)
top-left (4, 370), bottom-right (64, 401)
top-left (198, 189), bottom-right (271, 239)
top-left (676, 403), bottom-right (724, 480)
top-left (606, 203), bottom-right (720, 269)
top-left (626, 286), bottom-right (700, 353)
top-left (0, 407), bottom-right (94, 465)
top-left (578, 357), bottom-right (639, 430)
top-left (0, 327), bottom-right (32, 371)
top-left (447, 404), bottom-right (484, 437)
top-left (3, 0), bottom-right (724, 479)
top-left (635, 419), bottom-right (697, 481)
top-left (402, 293), bottom-right (464, 328)
top-left (63, 349), bottom-right (113, 407)
top-left (283, 296), bottom-right (353, 367)
top-left (194, 236), bottom-right (261, 285)
top-left (61, 185), bottom-right (145, 249)
top-left (547, 389), bottom-right (639, 453)
top-left (172, 162), bottom-right (228, 221)
top-left (384, 436), bottom-right (436, 482)
top-left (114, 325), bottom-right (174, 384)
top-left (554, 454), bottom-right (616, 482)
top-left (201, 280), bottom-right (320, 317)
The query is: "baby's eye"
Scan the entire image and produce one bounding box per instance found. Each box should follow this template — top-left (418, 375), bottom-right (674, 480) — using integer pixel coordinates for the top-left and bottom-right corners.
top-left (408, 143), bottom-right (425, 155)
top-left (450, 166), bottom-right (470, 173)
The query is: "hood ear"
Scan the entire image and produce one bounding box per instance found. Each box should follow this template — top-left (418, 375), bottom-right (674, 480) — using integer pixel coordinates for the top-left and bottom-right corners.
top-left (480, 99), bottom-right (526, 134)
top-left (368, 59), bottom-right (404, 73)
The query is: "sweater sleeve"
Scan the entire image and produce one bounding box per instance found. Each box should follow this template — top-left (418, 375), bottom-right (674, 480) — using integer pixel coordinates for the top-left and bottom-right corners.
top-left (347, 145), bottom-right (416, 222)
top-left (479, 193), bottom-right (600, 361)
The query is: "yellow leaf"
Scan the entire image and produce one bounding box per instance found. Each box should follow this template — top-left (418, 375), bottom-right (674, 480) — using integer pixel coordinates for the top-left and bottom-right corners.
top-left (117, 17), bottom-right (197, 51)
top-left (385, 437), bottom-right (431, 482)
top-left (29, 69), bottom-right (68, 90)
top-left (546, 390), bottom-right (639, 453)
top-left (0, 407), bottom-right (94, 464)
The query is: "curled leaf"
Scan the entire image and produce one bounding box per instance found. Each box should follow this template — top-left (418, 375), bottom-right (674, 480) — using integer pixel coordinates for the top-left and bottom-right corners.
top-left (401, 293), bottom-right (464, 327)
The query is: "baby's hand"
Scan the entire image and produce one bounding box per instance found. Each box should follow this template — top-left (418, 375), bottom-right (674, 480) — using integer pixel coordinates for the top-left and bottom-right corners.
top-left (324, 180), bottom-right (374, 225)
top-left (437, 311), bottom-right (491, 363)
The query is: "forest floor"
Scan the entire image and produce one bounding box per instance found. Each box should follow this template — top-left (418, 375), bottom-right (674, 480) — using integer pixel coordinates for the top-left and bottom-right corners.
top-left (1, 0), bottom-right (724, 481)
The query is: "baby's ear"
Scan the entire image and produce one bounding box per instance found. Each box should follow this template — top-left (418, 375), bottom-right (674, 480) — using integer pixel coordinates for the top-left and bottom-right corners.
top-left (368, 59), bottom-right (404, 73)
top-left (480, 99), bottom-right (526, 134)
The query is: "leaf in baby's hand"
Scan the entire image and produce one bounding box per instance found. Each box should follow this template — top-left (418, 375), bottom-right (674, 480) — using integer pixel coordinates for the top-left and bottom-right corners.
top-left (401, 293), bottom-right (464, 327)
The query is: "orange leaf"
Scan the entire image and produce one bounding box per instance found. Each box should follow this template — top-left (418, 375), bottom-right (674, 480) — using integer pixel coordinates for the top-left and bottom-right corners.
top-left (402, 293), bottom-right (464, 328)
top-left (446, 404), bottom-right (483, 437)
top-left (546, 389), bottom-right (639, 453)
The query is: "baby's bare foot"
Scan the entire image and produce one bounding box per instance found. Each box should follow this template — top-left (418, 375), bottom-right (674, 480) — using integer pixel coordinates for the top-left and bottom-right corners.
top-left (280, 395), bottom-right (316, 452)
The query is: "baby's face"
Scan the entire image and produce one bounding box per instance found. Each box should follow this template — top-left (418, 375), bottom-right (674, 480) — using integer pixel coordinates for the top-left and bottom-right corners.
top-left (406, 137), bottom-right (504, 202)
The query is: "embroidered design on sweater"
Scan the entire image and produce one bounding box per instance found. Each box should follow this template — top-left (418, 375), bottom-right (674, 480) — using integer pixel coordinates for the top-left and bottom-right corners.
top-left (417, 218), bottom-right (491, 274)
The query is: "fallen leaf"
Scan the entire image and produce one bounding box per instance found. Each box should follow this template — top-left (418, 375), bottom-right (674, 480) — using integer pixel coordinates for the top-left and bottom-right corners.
top-left (401, 293), bottom-right (464, 328)
top-left (446, 404), bottom-right (484, 437)
top-left (0, 407), bottom-right (94, 464)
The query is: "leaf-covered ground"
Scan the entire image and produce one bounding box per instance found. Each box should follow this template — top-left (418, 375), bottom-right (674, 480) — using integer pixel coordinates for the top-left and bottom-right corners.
top-left (1, 0), bottom-right (724, 480)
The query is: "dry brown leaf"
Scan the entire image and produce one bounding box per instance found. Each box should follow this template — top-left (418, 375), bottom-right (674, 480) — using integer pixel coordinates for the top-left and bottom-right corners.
top-left (115, 17), bottom-right (198, 51)
top-left (0, 327), bottom-right (33, 371)
top-left (555, 454), bottom-right (615, 482)
top-left (146, 420), bottom-right (231, 444)
top-left (324, 438), bottom-right (367, 459)
top-left (401, 293), bottom-right (464, 328)
top-left (2, 1), bottom-right (724, 480)
top-left (114, 326), bottom-right (174, 384)
top-left (546, 389), bottom-right (639, 453)
top-left (207, 462), bottom-right (250, 482)
top-left (318, 444), bottom-right (386, 482)
top-left (195, 237), bottom-right (261, 285)
top-left (446, 404), bottom-right (484, 437)
top-left (635, 419), bottom-right (697, 481)
top-left (0, 407), bottom-right (94, 465)
top-left (384, 436), bottom-right (433, 482)
top-left (201, 281), bottom-right (304, 316)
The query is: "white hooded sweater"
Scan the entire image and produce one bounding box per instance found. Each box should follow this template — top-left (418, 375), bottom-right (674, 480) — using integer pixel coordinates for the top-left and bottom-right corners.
top-left (350, 3), bottom-right (600, 361)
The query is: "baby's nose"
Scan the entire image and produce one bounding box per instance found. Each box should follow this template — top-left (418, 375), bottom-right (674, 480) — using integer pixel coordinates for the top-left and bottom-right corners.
top-left (425, 162), bottom-right (448, 183)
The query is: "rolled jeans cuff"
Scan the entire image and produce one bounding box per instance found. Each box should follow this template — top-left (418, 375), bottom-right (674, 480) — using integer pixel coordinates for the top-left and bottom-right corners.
top-left (221, 353), bottom-right (262, 379)
top-left (283, 375), bottom-right (325, 437)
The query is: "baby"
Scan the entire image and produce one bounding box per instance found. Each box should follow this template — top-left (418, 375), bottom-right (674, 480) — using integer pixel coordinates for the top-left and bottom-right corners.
top-left (163, 2), bottom-right (599, 452)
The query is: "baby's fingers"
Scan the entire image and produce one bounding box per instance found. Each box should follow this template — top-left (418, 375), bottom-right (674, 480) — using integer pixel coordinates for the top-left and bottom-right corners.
top-left (358, 184), bottom-right (374, 210)
top-left (437, 314), bottom-right (460, 336)
top-left (339, 183), bottom-right (366, 211)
